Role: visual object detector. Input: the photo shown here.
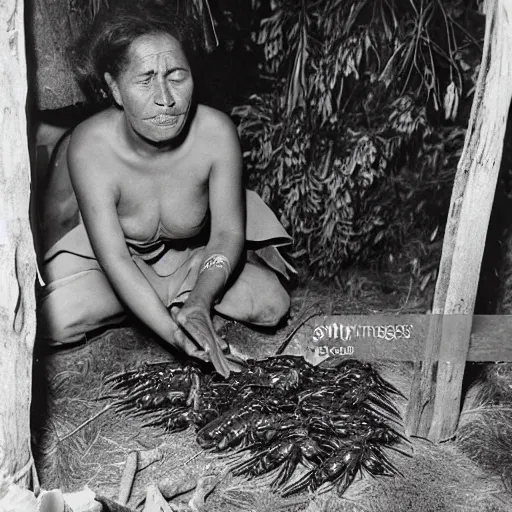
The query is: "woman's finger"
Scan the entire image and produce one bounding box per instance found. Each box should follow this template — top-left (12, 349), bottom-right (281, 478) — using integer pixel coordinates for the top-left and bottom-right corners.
top-left (170, 304), bottom-right (230, 377)
top-left (169, 307), bottom-right (209, 354)
top-left (172, 329), bottom-right (210, 361)
top-left (182, 321), bottom-right (230, 378)
top-left (169, 305), bottom-right (181, 325)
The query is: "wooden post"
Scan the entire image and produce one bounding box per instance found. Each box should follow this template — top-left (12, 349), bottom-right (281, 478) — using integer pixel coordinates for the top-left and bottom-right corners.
top-left (405, 0), bottom-right (512, 442)
top-left (0, 0), bottom-right (38, 488)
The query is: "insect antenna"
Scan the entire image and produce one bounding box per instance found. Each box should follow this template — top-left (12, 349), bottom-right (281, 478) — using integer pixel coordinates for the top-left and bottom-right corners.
top-left (372, 373), bottom-right (406, 399)
top-left (230, 452), bottom-right (263, 476)
top-left (270, 455), bottom-right (299, 489)
top-left (366, 445), bottom-right (404, 477)
top-left (366, 394), bottom-right (402, 421)
top-left (280, 469), bottom-right (314, 497)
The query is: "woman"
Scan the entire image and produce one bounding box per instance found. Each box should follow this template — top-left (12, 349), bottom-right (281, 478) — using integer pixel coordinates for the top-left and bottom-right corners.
top-left (37, 3), bottom-right (294, 377)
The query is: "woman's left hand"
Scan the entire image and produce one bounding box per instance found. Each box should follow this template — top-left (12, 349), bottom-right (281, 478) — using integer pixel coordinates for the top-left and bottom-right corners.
top-left (171, 298), bottom-right (232, 378)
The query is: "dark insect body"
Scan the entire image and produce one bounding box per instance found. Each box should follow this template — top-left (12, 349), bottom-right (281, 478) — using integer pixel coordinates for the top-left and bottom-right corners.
top-left (282, 439), bottom-right (399, 497)
top-left (105, 356), bottom-right (409, 495)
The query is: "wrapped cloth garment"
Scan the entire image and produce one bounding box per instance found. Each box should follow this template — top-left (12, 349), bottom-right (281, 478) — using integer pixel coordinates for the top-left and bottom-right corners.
top-left (38, 190), bottom-right (295, 345)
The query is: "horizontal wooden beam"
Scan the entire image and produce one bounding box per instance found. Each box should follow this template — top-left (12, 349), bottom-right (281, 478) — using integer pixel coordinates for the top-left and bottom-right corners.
top-left (281, 315), bottom-right (512, 364)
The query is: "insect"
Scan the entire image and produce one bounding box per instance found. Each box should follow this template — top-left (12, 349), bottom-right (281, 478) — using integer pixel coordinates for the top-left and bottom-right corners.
top-left (105, 355), bottom-right (409, 496)
top-left (106, 361), bottom-right (203, 411)
top-left (281, 439), bottom-right (401, 497)
top-left (231, 427), bottom-right (328, 489)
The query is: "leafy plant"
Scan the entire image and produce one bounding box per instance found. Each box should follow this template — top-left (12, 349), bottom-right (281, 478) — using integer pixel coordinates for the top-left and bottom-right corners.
top-left (233, 0), bottom-right (483, 280)
top-left (73, 0), bottom-right (219, 51)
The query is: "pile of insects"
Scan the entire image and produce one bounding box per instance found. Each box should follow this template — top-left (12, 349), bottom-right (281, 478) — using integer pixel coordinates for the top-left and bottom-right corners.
top-left (105, 356), bottom-right (410, 496)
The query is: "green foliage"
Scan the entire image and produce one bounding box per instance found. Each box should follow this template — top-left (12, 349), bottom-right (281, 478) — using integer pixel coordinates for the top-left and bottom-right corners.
top-left (232, 0), bottom-right (482, 279)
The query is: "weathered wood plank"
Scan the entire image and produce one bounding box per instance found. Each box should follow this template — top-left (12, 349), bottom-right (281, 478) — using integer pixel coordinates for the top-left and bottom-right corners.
top-left (470, 315), bottom-right (512, 360)
top-left (281, 315), bottom-right (512, 364)
top-left (0, 0), bottom-right (38, 488)
top-left (405, 0), bottom-right (512, 443)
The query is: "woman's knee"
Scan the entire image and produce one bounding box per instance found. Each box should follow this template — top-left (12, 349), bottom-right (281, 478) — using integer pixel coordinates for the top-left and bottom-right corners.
top-left (215, 263), bottom-right (291, 326)
top-left (37, 269), bottom-right (125, 345)
top-left (251, 280), bottom-right (291, 327)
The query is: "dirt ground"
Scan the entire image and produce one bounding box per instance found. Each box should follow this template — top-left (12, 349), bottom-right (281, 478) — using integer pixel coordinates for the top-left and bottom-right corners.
top-left (31, 272), bottom-right (512, 512)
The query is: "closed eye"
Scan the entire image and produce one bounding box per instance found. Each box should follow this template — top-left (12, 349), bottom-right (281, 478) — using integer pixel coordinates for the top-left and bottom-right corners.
top-left (168, 69), bottom-right (189, 82)
top-left (135, 72), bottom-right (153, 85)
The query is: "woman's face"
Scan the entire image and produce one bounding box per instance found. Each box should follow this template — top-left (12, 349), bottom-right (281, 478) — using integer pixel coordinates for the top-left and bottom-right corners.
top-left (105, 33), bottom-right (194, 144)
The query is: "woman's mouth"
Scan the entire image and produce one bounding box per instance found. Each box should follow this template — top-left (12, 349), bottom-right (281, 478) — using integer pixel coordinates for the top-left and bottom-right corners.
top-left (150, 114), bottom-right (179, 126)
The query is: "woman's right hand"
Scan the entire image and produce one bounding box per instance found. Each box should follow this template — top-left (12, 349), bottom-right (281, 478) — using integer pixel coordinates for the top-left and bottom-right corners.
top-left (169, 303), bottom-right (231, 378)
top-left (168, 315), bottom-right (211, 361)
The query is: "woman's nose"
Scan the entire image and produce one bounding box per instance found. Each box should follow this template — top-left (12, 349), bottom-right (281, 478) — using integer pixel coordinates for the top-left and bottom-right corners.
top-left (154, 78), bottom-right (175, 107)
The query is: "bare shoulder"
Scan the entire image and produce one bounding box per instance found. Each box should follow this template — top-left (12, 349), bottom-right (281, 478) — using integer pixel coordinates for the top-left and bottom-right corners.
top-left (195, 105), bottom-right (240, 147)
top-left (69, 108), bottom-right (117, 154)
top-left (67, 108), bottom-right (121, 196)
top-left (68, 109), bottom-right (119, 178)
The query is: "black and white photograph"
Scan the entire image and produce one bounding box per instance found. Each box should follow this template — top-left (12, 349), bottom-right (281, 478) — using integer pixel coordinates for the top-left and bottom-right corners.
top-left (1, 0), bottom-right (512, 511)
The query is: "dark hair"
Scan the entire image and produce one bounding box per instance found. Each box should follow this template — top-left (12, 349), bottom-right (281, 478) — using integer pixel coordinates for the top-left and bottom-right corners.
top-left (71, 1), bottom-right (204, 103)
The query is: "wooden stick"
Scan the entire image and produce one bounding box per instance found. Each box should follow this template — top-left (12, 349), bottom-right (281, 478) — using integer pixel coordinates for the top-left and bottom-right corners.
top-left (58, 404), bottom-right (112, 444)
top-left (406, 0), bottom-right (512, 442)
top-left (143, 484), bottom-right (174, 512)
top-left (118, 451), bottom-right (138, 506)
top-left (276, 311), bottom-right (323, 355)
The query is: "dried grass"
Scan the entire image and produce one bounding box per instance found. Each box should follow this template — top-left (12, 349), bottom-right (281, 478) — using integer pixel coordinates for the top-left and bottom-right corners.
top-left (31, 275), bottom-right (512, 511)
top-left (456, 363), bottom-right (512, 496)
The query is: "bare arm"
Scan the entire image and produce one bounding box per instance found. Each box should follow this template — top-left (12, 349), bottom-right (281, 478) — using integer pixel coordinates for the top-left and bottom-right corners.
top-left (67, 128), bottom-right (205, 359)
top-left (172, 112), bottom-right (245, 374)
top-left (186, 113), bottom-right (245, 307)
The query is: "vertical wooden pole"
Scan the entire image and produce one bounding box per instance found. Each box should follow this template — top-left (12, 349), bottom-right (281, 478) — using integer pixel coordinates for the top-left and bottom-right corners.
top-left (0, 0), bottom-right (38, 488)
top-left (406, 0), bottom-right (512, 442)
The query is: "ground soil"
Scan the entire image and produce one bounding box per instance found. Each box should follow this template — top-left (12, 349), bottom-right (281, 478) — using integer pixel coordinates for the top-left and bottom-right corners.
top-left (31, 272), bottom-right (512, 512)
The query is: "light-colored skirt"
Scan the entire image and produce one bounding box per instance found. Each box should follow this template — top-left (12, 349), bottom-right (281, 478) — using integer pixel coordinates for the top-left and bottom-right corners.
top-left (38, 190), bottom-right (295, 345)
